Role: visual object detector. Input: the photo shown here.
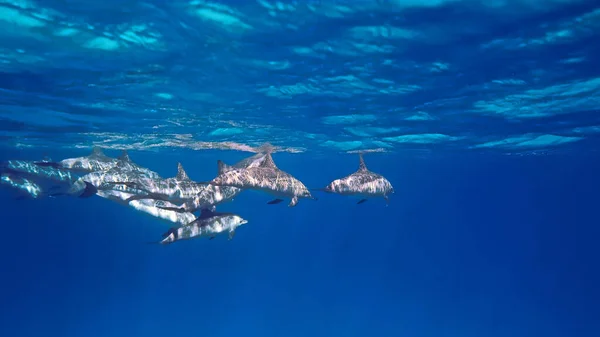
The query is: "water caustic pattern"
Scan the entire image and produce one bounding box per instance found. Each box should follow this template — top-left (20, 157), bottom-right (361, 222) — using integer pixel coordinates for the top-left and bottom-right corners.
top-left (0, 0), bottom-right (599, 155)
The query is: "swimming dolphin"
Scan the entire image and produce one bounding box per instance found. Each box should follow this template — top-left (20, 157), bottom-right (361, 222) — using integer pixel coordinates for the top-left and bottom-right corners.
top-left (319, 153), bottom-right (394, 205)
top-left (0, 160), bottom-right (97, 198)
top-left (96, 189), bottom-right (198, 226)
top-left (0, 174), bottom-right (43, 199)
top-left (46, 146), bottom-right (122, 173)
top-left (81, 152), bottom-right (162, 192)
top-left (157, 208), bottom-right (248, 244)
top-left (121, 163), bottom-right (211, 204)
top-left (205, 152), bottom-right (315, 207)
top-left (117, 152), bottom-right (269, 213)
top-left (218, 152), bottom-right (268, 173)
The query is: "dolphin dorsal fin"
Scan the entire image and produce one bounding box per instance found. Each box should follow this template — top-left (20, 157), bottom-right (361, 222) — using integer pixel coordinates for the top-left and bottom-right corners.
top-left (91, 146), bottom-right (104, 156)
top-left (176, 163), bottom-right (190, 181)
top-left (217, 160), bottom-right (231, 175)
top-left (358, 153), bottom-right (367, 171)
top-left (260, 153), bottom-right (277, 169)
top-left (118, 150), bottom-right (131, 162)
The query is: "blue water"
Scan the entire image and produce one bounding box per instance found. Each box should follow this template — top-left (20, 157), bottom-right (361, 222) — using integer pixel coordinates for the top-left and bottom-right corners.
top-left (1, 1), bottom-right (600, 336)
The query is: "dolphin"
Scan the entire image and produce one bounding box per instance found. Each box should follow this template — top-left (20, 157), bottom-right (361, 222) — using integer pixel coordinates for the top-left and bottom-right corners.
top-left (204, 152), bottom-right (315, 207)
top-left (318, 153), bottom-right (394, 205)
top-left (115, 152), bottom-right (269, 213)
top-left (218, 152), bottom-right (268, 173)
top-left (0, 174), bottom-right (43, 199)
top-left (0, 160), bottom-right (97, 198)
top-left (157, 208), bottom-right (248, 244)
top-left (45, 147), bottom-right (122, 173)
top-left (96, 189), bottom-right (198, 226)
top-left (81, 152), bottom-right (162, 192)
top-left (121, 163), bottom-right (211, 204)
top-left (109, 150), bottom-right (161, 179)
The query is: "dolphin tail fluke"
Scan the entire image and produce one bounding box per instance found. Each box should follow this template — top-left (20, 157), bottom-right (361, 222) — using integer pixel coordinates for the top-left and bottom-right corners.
top-left (78, 181), bottom-right (98, 198)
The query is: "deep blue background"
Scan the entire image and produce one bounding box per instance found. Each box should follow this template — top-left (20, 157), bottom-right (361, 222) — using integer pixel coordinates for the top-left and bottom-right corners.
top-left (1, 148), bottom-right (599, 337)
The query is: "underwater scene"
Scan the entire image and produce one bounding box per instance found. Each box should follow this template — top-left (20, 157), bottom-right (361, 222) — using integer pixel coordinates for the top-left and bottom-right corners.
top-left (1, 0), bottom-right (599, 336)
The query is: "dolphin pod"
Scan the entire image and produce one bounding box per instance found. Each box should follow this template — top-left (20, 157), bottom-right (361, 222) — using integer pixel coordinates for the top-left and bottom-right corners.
top-left (0, 145), bottom-right (394, 244)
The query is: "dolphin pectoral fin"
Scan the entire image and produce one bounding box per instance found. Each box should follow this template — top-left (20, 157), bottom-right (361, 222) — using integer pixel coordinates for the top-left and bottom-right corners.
top-left (384, 195), bottom-right (390, 207)
top-left (267, 198), bottom-right (283, 205)
top-left (288, 196), bottom-right (299, 207)
top-left (161, 228), bottom-right (177, 238)
top-left (79, 181), bottom-right (98, 198)
top-left (209, 236), bottom-right (215, 240)
top-left (228, 230), bottom-right (236, 241)
top-left (357, 199), bottom-right (367, 204)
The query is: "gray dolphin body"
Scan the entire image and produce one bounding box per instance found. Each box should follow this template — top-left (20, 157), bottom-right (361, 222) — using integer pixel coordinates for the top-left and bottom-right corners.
top-left (320, 153), bottom-right (394, 205)
top-left (70, 151), bottom-right (197, 225)
top-left (81, 151), bottom-right (162, 192)
top-left (96, 189), bottom-right (197, 226)
top-left (0, 174), bottom-right (43, 199)
top-left (112, 152), bottom-right (269, 213)
top-left (207, 152), bottom-right (314, 207)
top-left (122, 163), bottom-right (212, 204)
top-left (0, 160), bottom-right (97, 199)
top-left (55, 147), bottom-right (121, 174)
top-left (158, 209), bottom-right (248, 244)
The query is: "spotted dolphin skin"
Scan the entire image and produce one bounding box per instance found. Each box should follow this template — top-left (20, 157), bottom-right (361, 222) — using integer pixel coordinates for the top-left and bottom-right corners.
top-left (108, 162), bottom-right (240, 213)
top-left (158, 209), bottom-right (248, 244)
top-left (206, 152), bottom-right (315, 207)
top-left (81, 151), bottom-right (162, 192)
top-left (319, 153), bottom-right (394, 205)
top-left (52, 147), bottom-right (122, 173)
top-left (118, 163), bottom-right (209, 204)
top-left (116, 152), bottom-right (269, 213)
top-left (93, 188), bottom-right (198, 225)
top-left (0, 160), bottom-right (97, 199)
